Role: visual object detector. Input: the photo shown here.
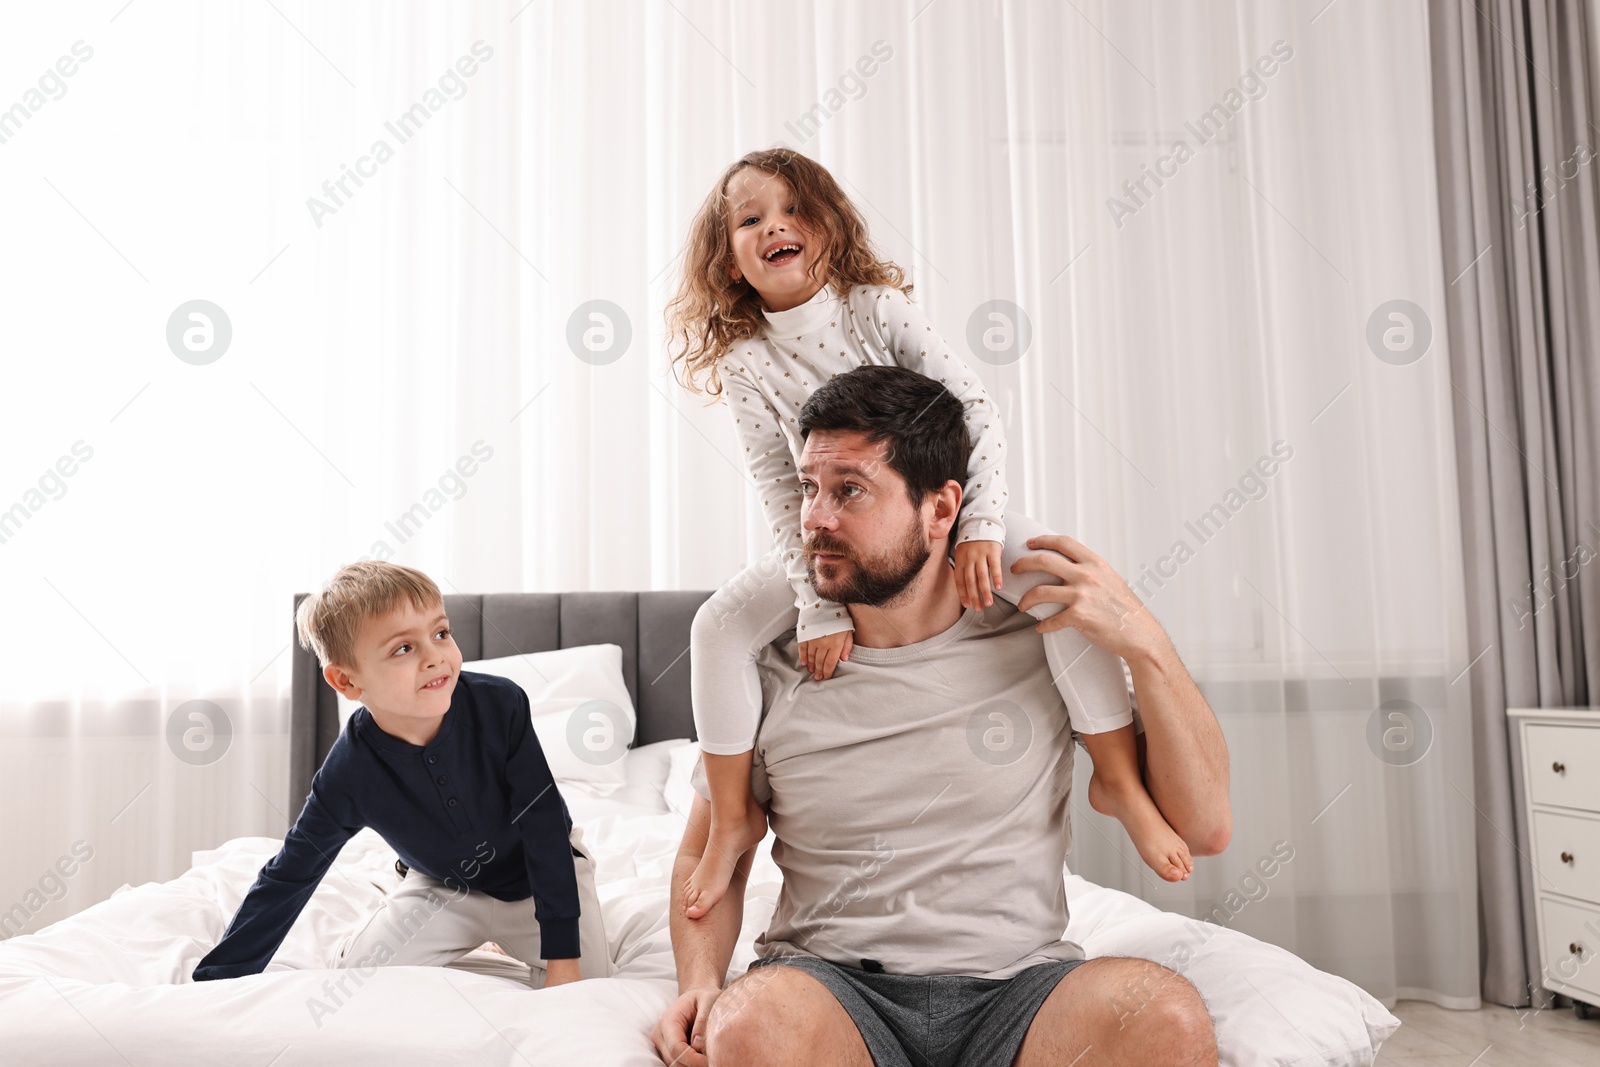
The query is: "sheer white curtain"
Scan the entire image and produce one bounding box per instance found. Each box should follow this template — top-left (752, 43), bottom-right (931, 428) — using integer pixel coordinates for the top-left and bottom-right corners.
top-left (0, 0), bottom-right (1474, 1006)
top-left (1023, 2), bottom-right (1479, 1009)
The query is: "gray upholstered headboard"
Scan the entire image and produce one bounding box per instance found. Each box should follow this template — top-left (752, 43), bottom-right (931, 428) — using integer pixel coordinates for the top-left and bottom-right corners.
top-left (288, 590), bottom-right (712, 819)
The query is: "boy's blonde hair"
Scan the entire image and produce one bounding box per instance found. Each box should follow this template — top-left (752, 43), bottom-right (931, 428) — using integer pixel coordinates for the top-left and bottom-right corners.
top-left (665, 147), bottom-right (911, 398)
top-left (295, 561), bottom-right (443, 669)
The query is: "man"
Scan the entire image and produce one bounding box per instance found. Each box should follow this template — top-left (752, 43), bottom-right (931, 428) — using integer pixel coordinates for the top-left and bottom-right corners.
top-left (653, 365), bottom-right (1231, 1066)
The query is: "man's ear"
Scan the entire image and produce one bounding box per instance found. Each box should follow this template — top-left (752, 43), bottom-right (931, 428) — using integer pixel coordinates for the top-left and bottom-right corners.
top-left (927, 480), bottom-right (963, 540)
top-left (323, 663), bottom-right (361, 700)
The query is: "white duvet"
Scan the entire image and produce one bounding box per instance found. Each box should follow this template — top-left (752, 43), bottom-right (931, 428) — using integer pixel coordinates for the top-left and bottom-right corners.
top-left (0, 741), bottom-right (1398, 1066)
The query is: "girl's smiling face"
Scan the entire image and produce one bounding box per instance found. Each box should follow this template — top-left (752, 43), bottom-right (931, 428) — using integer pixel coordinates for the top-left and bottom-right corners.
top-left (725, 166), bottom-right (825, 312)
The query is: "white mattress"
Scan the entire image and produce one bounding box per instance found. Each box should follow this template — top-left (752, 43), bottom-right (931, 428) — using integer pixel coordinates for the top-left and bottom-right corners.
top-left (0, 740), bottom-right (1399, 1065)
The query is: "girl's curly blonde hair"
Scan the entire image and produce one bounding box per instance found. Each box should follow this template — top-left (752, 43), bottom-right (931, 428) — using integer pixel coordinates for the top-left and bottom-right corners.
top-left (665, 148), bottom-right (911, 397)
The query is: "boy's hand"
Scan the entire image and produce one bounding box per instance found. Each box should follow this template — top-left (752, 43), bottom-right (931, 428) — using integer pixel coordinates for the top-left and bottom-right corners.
top-left (954, 539), bottom-right (1004, 609)
top-left (798, 629), bottom-right (853, 681)
top-left (543, 957), bottom-right (584, 987)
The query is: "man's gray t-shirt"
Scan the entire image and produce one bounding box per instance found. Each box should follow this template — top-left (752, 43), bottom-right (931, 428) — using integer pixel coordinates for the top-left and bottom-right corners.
top-left (691, 599), bottom-right (1085, 979)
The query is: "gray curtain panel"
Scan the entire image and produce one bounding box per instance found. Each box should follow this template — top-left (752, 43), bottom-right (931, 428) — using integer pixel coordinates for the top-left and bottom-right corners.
top-left (1428, 0), bottom-right (1600, 1008)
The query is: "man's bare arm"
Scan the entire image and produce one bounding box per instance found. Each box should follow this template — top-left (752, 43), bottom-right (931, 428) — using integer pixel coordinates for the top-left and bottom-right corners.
top-left (1128, 633), bottom-right (1231, 855)
top-left (1013, 533), bottom-right (1232, 855)
top-left (672, 793), bottom-right (756, 993)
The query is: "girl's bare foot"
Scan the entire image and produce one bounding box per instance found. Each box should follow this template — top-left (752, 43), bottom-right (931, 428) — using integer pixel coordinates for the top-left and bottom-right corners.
top-left (683, 801), bottom-right (768, 918)
top-left (1088, 771), bottom-right (1194, 882)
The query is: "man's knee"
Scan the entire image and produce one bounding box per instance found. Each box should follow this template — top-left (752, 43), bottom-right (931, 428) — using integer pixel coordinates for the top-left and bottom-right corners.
top-left (1117, 962), bottom-right (1216, 1065)
top-left (704, 966), bottom-right (824, 1064)
top-left (1052, 957), bottom-right (1215, 1066)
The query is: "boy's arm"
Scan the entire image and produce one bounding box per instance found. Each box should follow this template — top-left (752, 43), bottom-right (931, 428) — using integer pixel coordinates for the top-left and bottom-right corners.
top-left (721, 357), bottom-right (853, 641)
top-left (192, 786), bottom-right (357, 980)
top-left (504, 690), bottom-right (582, 961)
top-left (869, 287), bottom-right (1009, 547)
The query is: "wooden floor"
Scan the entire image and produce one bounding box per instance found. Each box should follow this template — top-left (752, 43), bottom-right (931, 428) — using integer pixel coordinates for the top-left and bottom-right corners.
top-left (1375, 999), bottom-right (1600, 1065)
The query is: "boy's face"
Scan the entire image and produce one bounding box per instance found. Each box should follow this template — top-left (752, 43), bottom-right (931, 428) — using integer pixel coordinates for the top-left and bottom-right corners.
top-left (725, 167), bottom-right (824, 310)
top-left (327, 598), bottom-right (462, 722)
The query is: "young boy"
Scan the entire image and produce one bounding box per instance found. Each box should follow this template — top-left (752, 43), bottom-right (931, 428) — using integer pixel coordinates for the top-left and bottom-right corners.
top-left (192, 561), bottom-right (610, 987)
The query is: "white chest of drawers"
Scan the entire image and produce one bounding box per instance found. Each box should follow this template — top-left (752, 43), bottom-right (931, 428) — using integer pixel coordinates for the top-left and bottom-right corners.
top-left (1510, 708), bottom-right (1600, 1015)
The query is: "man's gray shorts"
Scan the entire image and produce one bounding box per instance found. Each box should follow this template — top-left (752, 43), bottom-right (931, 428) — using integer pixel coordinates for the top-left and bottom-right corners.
top-left (745, 954), bottom-right (1090, 1067)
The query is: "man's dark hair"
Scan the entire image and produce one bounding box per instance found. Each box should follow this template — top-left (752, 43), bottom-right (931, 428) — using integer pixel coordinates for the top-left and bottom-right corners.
top-left (798, 365), bottom-right (971, 506)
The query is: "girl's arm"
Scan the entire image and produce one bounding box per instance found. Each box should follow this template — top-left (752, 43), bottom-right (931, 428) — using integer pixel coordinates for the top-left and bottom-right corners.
top-left (862, 288), bottom-right (1009, 546)
top-left (720, 358), bottom-right (854, 640)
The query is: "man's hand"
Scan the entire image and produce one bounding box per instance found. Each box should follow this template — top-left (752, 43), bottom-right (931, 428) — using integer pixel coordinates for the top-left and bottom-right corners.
top-left (542, 957), bottom-right (584, 988)
top-left (1017, 534), bottom-right (1233, 854)
top-left (953, 539), bottom-right (1004, 609)
top-left (660, 794), bottom-right (749, 1062)
top-left (1010, 534), bottom-right (1168, 662)
top-left (651, 985), bottom-right (721, 1066)
top-left (799, 629), bottom-right (853, 681)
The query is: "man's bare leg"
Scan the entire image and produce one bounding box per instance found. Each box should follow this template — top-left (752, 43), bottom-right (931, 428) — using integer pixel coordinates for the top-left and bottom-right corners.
top-left (1014, 957), bottom-right (1217, 1067)
top-left (705, 965), bottom-right (874, 1067)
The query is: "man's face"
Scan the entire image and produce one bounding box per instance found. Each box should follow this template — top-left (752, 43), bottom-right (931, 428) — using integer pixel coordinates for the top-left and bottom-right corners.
top-left (334, 598), bottom-right (462, 720)
top-left (799, 429), bottom-right (932, 607)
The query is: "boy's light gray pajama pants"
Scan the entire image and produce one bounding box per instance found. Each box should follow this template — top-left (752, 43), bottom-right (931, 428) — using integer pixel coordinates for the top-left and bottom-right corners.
top-left (333, 824), bottom-right (613, 987)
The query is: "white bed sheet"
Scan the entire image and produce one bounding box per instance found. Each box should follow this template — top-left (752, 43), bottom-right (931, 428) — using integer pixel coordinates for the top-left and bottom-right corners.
top-left (0, 740), bottom-right (1398, 1066)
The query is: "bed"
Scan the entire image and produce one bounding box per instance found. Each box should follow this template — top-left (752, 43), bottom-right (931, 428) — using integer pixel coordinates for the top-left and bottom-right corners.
top-left (0, 591), bottom-right (1400, 1065)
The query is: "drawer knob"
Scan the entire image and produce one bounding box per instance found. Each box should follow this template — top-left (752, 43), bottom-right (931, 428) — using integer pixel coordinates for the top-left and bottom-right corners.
top-left (1553, 761), bottom-right (1566, 773)
top-left (1572, 942), bottom-right (1586, 958)
top-left (1562, 851), bottom-right (1575, 864)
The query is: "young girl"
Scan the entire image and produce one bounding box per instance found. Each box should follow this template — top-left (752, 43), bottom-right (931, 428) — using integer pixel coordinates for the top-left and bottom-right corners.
top-left (665, 148), bottom-right (1191, 919)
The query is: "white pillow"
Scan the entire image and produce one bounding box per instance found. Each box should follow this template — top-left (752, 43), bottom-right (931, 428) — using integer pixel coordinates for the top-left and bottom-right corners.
top-left (663, 740), bottom-right (703, 817)
top-left (1064, 875), bottom-right (1401, 1066)
top-left (563, 738), bottom-right (693, 823)
top-left (466, 647), bottom-right (638, 797)
top-left (336, 644), bottom-right (639, 797)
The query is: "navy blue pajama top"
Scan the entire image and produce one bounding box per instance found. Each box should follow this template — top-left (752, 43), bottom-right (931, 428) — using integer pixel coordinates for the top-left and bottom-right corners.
top-left (192, 671), bottom-right (581, 980)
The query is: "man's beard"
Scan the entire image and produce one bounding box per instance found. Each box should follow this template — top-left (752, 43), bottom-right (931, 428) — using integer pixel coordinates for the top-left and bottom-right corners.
top-left (804, 514), bottom-right (932, 609)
